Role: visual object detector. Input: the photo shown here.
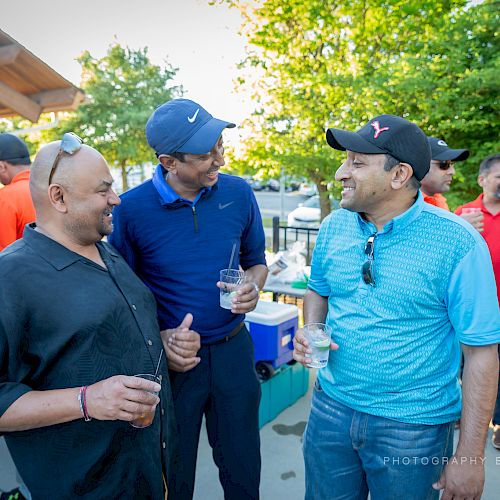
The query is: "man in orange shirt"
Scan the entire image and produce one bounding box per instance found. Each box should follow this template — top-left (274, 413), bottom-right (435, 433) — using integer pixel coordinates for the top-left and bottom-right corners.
top-left (0, 133), bottom-right (36, 250)
top-left (421, 137), bottom-right (469, 210)
top-left (455, 154), bottom-right (500, 451)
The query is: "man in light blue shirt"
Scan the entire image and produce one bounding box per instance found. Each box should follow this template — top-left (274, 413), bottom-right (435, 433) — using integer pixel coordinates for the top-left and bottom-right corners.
top-left (293, 115), bottom-right (499, 500)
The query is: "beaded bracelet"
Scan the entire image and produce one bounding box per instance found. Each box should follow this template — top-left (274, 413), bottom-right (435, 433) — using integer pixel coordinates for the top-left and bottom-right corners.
top-left (78, 386), bottom-right (92, 422)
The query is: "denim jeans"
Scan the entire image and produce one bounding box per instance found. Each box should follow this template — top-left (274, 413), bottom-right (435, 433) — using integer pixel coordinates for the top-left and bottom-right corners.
top-left (493, 344), bottom-right (500, 426)
top-left (303, 381), bottom-right (454, 500)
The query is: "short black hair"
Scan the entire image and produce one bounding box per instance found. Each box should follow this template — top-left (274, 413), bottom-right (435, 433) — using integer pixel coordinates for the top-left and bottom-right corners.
top-left (383, 153), bottom-right (420, 190)
top-left (383, 154), bottom-right (400, 172)
top-left (479, 154), bottom-right (500, 175)
top-left (169, 152), bottom-right (187, 163)
top-left (157, 151), bottom-right (187, 163)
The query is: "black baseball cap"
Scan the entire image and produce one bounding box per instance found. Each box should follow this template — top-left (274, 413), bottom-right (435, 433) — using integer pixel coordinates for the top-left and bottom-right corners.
top-left (0, 133), bottom-right (31, 165)
top-left (326, 115), bottom-right (431, 181)
top-left (428, 137), bottom-right (469, 162)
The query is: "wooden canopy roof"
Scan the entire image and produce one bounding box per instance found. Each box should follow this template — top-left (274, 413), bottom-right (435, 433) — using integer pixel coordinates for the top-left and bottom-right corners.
top-left (0, 29), bottom-right (84, 122)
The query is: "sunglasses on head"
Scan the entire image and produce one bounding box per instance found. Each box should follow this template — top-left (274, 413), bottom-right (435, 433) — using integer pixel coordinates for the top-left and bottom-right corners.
top-left (361, 233), bottom-right (377, 287)
top-left (48, 132), bottom-right (83, 185)
top-left (437, 160), bottom-right (454, 171)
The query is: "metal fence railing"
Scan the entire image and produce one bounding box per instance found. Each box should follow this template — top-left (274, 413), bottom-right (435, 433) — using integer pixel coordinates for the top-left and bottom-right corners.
top-left (272, 216), bottom-right (319, 265)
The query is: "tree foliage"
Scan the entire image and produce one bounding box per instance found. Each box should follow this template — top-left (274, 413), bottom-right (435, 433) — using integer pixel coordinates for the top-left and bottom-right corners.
top-left (43, 44), bottom-right (181, 191)
top-left (220, 0), bottom-right (499, 216)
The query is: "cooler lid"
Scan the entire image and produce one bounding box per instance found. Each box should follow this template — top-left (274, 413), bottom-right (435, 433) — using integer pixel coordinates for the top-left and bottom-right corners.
top-left (246, 300), bottom-right (298, 325)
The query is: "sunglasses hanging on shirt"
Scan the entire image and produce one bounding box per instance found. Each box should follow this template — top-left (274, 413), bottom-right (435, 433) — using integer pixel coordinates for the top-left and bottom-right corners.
top-left (362, 233), bottom-right (377, 287)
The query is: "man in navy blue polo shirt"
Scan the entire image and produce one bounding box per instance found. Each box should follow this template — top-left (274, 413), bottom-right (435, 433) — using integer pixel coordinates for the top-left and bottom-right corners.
top-left (109, 99), bottom-right (268, 500)
top-left (293, 115), bottom-right (499, 500)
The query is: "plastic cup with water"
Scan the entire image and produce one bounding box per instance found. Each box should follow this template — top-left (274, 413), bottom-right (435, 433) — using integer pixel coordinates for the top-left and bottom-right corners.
top-left (219, 269), bottom-right (245, 310)
top-left (303, 323), bottom-right (332, 369)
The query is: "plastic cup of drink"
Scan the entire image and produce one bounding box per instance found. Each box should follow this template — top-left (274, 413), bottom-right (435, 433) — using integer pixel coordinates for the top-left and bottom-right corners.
top-left (303, 323), bottom-right (332, 369)
top-left (129, 374), bottom-right (160, 429)
top-left (219, 269), bottom-right (245, 310)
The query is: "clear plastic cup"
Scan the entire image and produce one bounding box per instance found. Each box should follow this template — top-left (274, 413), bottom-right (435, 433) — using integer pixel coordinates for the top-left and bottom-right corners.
top-left (303, 323), bottom-right (332, 369)
top-left (219, 269), bottom-right (245, 310)
top-left (129, 374), bottom-right (160, 429)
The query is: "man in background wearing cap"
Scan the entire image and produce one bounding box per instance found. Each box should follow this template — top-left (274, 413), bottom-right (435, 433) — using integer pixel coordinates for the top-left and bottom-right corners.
top-left (109, 98), bottom-right (267, 500)
top-left (293, 115), bottom-right (499, 499)
top-left (421, 137), bottom-right (469, 210)
top-left (422, 138), bottom-right (485, 233)
top-left (455, 153), bottom-right (500, 451)
top-left (0, 133), bottom-right (36, 251)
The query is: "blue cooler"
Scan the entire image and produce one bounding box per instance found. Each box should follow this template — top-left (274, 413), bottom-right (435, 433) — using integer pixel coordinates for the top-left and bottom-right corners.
top-left (245, 301), bottom-right (298, 380)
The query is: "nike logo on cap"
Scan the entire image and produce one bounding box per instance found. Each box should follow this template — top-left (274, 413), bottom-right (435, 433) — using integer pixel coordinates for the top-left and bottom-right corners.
top-left (188, 109), bottom-right (200, 123)
top-left (219, 202), bottom-right (234, 210)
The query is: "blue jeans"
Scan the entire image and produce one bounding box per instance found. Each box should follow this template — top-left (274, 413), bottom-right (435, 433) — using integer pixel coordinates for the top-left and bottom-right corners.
top-left (493, 344), bottom-right (500, 425)
top-left (303, 381), bottom-right (454, 500)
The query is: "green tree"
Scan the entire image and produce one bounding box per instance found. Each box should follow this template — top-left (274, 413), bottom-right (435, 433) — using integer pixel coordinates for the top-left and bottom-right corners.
top-left (45, 43), bottom-right (181, 191)
top-left (390, 0), bottom-right (499, 209)
top-left (219, 0), bottom-right (499, 217)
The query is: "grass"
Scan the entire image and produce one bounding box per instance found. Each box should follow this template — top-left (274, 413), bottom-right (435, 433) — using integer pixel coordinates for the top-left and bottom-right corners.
top-left (262, 217), bottom-right (274, 228)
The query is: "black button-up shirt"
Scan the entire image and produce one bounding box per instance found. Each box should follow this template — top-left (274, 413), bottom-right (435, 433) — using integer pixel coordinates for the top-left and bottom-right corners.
top-left (0, 225), bottom-right (178, 499)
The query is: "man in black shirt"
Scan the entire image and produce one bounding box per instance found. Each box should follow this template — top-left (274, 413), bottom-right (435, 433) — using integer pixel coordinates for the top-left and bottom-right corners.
top-left (0, 137), bottom-right (185, 498)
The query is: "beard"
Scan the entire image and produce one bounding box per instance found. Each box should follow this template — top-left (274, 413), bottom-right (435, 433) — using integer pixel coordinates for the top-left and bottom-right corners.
top-left (65, 210), bottom-right (113, 243)
top-left (98, 213), bottom-right (113, 236)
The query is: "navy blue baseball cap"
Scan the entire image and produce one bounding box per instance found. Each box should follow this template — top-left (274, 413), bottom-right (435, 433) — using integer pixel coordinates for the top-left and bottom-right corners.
top-left (326, 115), bottom-right (431, 181)
top-left (145, 99), bottom-right (236, 156)
top-left (0, 133), bottom-right (31, 165)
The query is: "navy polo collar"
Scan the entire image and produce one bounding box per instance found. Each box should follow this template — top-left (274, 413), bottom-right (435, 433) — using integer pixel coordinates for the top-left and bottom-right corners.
top-left (152, 164), bottom-right (215, 206)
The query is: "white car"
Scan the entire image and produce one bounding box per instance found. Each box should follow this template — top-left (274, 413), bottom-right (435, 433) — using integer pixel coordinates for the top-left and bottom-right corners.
top-left (287, 195), bottom-right (321, 228)
top-left (298, 183), bottom-right (318, 197)
top-left (287, 195), bottom-right (339, 228)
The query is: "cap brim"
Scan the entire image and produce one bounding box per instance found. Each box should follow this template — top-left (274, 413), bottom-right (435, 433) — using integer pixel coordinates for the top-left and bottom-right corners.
top-left (326, 128), bottom-right (386, 154)
top-left (433, 148), bottom-right (469, 162)
top-left (0, 155), bottom-right (30, 164)
top-left (177, 118), bottom-right (236, 154)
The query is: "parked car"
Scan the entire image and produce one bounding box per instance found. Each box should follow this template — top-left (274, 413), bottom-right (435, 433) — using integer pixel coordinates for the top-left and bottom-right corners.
top-left (285, 177), bottom-right (302, 192)
top-left (298, 182), bottom-right (318, 197)
top-left (287, 195), bottom-right (338, 228)
top-left (249, 179), bottom-right (264, 191)
top-left (243, 176), bottom-right (264, 191)
top-left (266, 179), bottom-right (280, 191)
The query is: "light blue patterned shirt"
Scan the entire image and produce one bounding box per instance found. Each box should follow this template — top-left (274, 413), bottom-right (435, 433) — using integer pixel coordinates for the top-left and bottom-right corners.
top-left (309, 192), bottom-right (500, 424)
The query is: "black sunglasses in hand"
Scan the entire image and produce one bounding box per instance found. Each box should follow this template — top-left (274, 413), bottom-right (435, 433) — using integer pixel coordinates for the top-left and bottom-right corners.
top-left (48, 132), bottom-right (83, 185)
